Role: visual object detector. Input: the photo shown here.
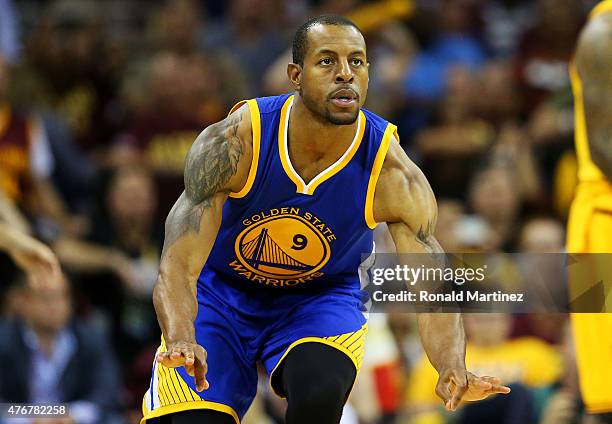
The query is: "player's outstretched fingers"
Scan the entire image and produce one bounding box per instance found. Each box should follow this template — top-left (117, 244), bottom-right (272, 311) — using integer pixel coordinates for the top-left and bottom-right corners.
top-left (193, 344), bottom-right (209, 392)
top-left (479, 376), bottom-right (511, 394)
top-left (467, 373), bottom-right (493, 390)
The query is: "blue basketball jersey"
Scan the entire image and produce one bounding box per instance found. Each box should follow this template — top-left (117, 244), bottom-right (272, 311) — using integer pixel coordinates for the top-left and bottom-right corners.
top-left (198, 93), bottom-right (397, 295)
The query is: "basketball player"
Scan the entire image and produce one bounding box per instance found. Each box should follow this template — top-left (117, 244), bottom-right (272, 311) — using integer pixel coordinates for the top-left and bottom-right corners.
top-left (568, 0), bottom-right (612, 418)
top-left (142, 16), bottom-right (510, 424)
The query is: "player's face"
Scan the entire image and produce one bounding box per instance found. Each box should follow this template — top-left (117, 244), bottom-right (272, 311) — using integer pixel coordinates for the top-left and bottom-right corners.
top-left (295, 24), bottom-right (369, 125)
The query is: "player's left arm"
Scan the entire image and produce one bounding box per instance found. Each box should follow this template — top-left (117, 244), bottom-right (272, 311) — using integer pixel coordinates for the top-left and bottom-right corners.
top-left (373, 136), bottom-right (510, 411)
top-left (575, 12), bottom-right (612, 181)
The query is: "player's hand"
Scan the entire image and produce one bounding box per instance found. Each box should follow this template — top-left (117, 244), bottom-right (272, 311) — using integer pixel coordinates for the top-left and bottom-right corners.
top-left (156, 341), bottom-right (209, 391)
top-left (435, 368), bottom-right (511, 411)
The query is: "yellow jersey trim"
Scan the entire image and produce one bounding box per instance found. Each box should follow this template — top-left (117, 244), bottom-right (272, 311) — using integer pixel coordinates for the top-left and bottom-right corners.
top-left (278, 95), bottom-right (367, 195)
top-left (229, 99), bottom-right (261, 199)
top-left (365, 123), bottom-right (396, 229)
top-left (141, 400), bottom-right (240, 424)
top-left (227, 100), bottom-right (247, 116)
top-left (268, 324), bottom-right (368, 399)
top-left (590, 0), bottom-right (612, 18)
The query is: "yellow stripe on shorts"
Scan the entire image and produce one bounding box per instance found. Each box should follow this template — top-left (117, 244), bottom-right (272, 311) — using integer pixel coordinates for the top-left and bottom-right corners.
top-left (156, 340), bottom-right (202, 406)
top-left (322, 324), bottom-right (368, 370)
top-left (141, 339), bottom-right (241, 424)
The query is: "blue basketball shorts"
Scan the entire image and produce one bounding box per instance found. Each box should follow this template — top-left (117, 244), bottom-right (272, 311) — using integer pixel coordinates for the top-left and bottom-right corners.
top-left (141, 278), bottom-right (368, 423)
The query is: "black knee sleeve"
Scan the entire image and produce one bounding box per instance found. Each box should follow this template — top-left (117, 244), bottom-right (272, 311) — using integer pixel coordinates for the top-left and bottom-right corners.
top-left (149, 409), bottom-right (235, 424)
top-left (281, 343), bottom-right (356, 424)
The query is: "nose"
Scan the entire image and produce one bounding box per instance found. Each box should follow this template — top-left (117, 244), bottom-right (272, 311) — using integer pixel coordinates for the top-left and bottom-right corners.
top-left (335, 60), bottom-right (354, 83)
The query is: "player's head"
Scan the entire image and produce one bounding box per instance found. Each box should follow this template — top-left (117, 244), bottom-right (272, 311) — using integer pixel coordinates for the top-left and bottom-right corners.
top-left (288, 15), bottom-right (368, 125)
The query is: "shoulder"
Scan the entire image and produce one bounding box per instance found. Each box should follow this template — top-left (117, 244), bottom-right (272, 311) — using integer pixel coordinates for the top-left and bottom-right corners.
top-left (361, 107), bottom-right (392, 135)
top-left (373, 134), bottom-right (437, 226)
top-left (184, 102), bottom-right (253, 199)
top-left (254, 93), bottom-right (293, 115)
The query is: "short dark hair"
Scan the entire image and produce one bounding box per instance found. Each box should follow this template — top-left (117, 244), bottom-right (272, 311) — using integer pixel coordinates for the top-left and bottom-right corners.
top-left (292, 15), bottom-right (361, 66)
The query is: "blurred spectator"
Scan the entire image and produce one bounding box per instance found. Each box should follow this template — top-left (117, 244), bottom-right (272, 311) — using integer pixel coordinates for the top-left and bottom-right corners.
top-left (434, 199), bottom-right (465, 252)
top-left (513, 218), bottom-right (567, 343)
top-left (0, 0), bottom-right (20, 63)
top-left (526, 90), bottom-right (576, 217)
top-left (351, 314), bottom-right (405, 422)
top-left (538, 321), bottom-right (582, 424)
top-left (404, 313), bottom-right (562, 423)
top-left (514, 0), bottom-right (584, 114)
top-left (55, 167), bottom-right (160, 360)
top-left (201, 0), bottom-right (288, 95)
top-left (0, 272), bottom-right (121, 424)
top-left (519, 217), bottom-right (565, 253)
top-left (41, 110), bottom-right (98, 213)
top-left (89, 166), bottom-right (161, 276)
top-left (114, 52), bottom-right (220, 173)
top-left (403, 0), bottom-right (486, 102)
top-left (0, 55), bottom-right (76, 235)
top-left (468, 166), bottom-right (521, 251)
top-left (147, 0), bottom-right (203, 55)
top-left (14, 0), bottom-right (122, 154)
top-left (481, 0), bottom-right (536, 58)
top-left (472, 62), bottom-right (522, 129)
top-left (0, 184), bottom-right (29, 233)
top-left (415, 67), bottom-right (493, 199)
top-left (113, 51), bottom-right (244, 218)
top-left (490, 122), bottom-right (543, 206)
top-left (0, 221), bottom-right (60, 288)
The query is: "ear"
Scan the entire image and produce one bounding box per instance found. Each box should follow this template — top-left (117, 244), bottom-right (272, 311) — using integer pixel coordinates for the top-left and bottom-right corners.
top-left (287, 63), bottom-right (302, 90)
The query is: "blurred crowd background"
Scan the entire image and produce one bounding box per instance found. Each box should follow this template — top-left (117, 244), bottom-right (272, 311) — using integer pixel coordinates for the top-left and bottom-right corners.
top-left (0, 0), bottom-right (601, 423)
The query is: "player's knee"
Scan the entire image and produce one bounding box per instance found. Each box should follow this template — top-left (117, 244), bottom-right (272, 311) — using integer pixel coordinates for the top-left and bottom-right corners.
top-left (287, 375), bottom-right (347, 422)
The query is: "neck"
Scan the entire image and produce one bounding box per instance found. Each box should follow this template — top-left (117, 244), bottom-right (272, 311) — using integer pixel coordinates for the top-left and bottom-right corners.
top-left (32, 327), bottom-right (59, 357)
top-left (289, 94), bottom-right (359, 154)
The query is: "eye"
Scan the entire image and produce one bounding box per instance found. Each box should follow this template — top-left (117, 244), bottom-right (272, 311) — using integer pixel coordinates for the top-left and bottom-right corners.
top-left (319, 57), bottom-right (333, 66)
top-left (351, 58), bottom-right (363, 66)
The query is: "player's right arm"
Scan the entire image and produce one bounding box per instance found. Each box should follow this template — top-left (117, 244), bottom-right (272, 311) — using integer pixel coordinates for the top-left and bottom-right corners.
top-left (575, 12), bottom-right (612, 181)
top-left (153, 104), bottom-right (253, 391)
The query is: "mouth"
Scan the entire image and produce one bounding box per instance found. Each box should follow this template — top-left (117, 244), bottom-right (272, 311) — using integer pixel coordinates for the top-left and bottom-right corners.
top-left (329, 88), bottom-right (358, 109)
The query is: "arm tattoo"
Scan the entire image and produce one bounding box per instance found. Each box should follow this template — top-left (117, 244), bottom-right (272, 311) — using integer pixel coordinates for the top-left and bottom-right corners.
top-left (163, 113), bottom-right (244, 253)
top-left (184, 112), bottom-right (243, 203)
top-left (416, 220), bottom-right (443, 254)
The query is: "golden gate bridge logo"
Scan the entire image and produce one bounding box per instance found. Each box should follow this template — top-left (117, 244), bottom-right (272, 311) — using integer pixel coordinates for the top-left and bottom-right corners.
top-left (234, 214), bottom-right (330, 279)
top-left (240, 228), bottom-right (312, 272)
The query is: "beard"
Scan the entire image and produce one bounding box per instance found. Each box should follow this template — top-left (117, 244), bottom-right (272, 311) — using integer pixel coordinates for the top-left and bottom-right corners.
top-left (301, 90), bottom-right (359, 125)
top-left (324, 107), bottom-right (359, 125)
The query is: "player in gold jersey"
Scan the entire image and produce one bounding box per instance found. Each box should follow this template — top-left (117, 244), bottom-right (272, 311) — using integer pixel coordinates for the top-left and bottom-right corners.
top-left (568, 0), bottom-right (612, 416)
